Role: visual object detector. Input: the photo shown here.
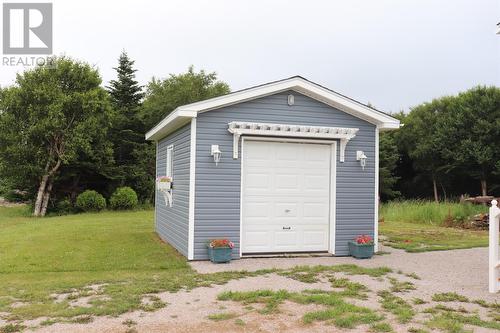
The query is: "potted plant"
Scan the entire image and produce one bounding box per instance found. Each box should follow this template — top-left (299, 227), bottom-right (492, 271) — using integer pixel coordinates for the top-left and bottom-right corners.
top-left (348, 235), bottom-right (374, 259)
top-left (207, 239), bottom-right (234, 263)
top-left (156, 176), bottom-right (173, 190)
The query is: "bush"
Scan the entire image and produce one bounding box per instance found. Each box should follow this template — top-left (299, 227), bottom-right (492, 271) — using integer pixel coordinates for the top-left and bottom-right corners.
top-left (2, 190), bottom-right (27, 202)
top-left (109, 187), bottom-right (138, 210)
top-left (55, 198), bottom-right (73, 215)
top-left (76, 190), bottom-right (106, 212)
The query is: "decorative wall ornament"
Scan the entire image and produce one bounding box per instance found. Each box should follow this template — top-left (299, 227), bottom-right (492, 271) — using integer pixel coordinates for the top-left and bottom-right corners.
top-left (227, 121), bottom-right (359, 162)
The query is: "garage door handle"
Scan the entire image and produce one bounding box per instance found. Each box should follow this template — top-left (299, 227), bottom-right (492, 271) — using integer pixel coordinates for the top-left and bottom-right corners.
top-left (282, 226), bottom-right (291, 230)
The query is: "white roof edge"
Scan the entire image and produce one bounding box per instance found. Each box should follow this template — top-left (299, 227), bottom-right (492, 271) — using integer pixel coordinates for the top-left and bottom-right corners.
top-left (146, 77), bottom-right (400, 141)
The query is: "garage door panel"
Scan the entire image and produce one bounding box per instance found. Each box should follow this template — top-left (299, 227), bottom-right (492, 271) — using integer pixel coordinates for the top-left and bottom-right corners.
top-left (275, 231), bottom-right (298, 247)
top-left (245, 173), bottom-right (270, 190)
top-left (274, 202), bottom-right (299, 218)
top-left (303, 202), bottom-right (329, 218)
top-left (275, 174), bottom-right (299, 190)
top-left (304, 175), bottom-right (330, 191)
top-left (242, 141), bottom-right (332, 253)
top-left (243, 202), bottom-right (270, 217)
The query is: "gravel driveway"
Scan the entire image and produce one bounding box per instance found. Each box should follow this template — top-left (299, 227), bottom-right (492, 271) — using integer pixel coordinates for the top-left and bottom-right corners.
top-left (192, 245), bottom-right (498, 302)
top-left (32, 246), bottom-right (499, 333)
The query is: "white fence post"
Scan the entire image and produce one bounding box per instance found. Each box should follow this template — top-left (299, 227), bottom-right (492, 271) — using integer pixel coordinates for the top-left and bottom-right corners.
top-left (489, 200), bottom-right (500, 293)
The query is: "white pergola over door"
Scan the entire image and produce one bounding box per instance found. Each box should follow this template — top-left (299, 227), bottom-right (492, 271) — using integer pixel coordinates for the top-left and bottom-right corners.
top-left (241, 140), bottom-right (332, 253)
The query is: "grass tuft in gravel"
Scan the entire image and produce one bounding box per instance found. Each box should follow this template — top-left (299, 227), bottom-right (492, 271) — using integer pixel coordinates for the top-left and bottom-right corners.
top-left (412, 298), bottom-right (426, 305)
top-left (329, 276), bottom-right (369, 299)
top-left (302, 304), bottom-right (383, 328)
top-left (425, 314), bottom-right (470, 333)
top-left (69, 315), bottom-right (93, 324)
top-left (432, 292), bottom-right (469, 303)
top-left (122, 319), bottom-right (136, 327)
top-left (278, 265), bottom-right (392, 282)
top-left (387, 277), bottom-right (416, 293)
top-left (0, 324), bottom-right (25, 333)
top-left (370, 322), bottom-right (393, 332)
top-left (408, 327), bottom-right (430, 333)
top-left (218, 288), bottom-right (383, 329)
top-left (471, 299), bottom-right (500, 310)
top-left (425, 307), bottom-right (500, 332)
top-left (207, 312), bottom-right (238, 321)
top-left (378, 290), bottom-right (415, 323)
top-left (234, 318), bottom-right (245, 326)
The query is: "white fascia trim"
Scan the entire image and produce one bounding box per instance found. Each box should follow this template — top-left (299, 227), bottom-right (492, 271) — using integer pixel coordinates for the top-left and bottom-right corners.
top-left (187, 118), bottom-right (197, 260)
top-left (146, 77), bottom-right (400, 140)
top-left (374, 126), bottom-right (380, 252)
top-left (146, 110), bottom-right (197, 141)
top-left (228, 121), bottom-right (358, 162)
top-left (182, 78), bottom-right (398, 127)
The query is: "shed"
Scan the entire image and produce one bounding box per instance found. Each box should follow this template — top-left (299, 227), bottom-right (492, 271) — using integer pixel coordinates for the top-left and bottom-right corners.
top-left (146, 76), bottom-right (400, 260)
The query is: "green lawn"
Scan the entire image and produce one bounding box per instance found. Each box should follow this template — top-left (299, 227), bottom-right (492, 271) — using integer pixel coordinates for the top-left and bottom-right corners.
top-left (379, 201), bottom-right (491, 252)
top-left (0, 206), bottom-right (249, 321)
top-left (379, 220), bottom-right (490, 252)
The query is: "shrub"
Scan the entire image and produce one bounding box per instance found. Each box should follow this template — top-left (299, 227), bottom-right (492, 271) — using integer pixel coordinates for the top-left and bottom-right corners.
top-left (109, 187), bottom-right (138, 210)
top-left (55, 198), bottom-right (73, 215)
top-left (2, 190), bottom-right (27, 203)
top-left (76, 190), bottom-right (106, 212)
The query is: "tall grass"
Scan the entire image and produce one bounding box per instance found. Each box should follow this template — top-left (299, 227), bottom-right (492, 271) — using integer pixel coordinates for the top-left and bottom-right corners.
top-left (379, 200), bottom-right (488, 226)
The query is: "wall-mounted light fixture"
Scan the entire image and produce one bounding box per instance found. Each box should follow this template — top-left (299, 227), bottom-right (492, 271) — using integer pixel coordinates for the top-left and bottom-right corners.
top-left (287, 94), bottom-right (295, 106)
top-left (356, 151), bottom-right (367, 170)
top-left (211, 145), bottom-right (222, 166)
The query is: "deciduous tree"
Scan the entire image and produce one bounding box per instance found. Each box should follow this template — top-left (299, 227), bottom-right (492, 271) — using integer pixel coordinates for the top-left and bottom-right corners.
top-left (0, 57), bottom-right (112, 216)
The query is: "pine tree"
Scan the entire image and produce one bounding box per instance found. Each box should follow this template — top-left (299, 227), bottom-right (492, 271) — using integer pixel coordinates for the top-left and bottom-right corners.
top-left (107, 51), bottom-right (148, 199)
top-left (107, 51), bottom-right (143, 110)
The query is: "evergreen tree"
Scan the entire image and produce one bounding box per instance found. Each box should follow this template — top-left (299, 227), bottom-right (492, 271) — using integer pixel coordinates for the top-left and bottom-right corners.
top-left (107, 51), bottom-right (144, 110)
top-left (107, 51), bottom-right (148, 199)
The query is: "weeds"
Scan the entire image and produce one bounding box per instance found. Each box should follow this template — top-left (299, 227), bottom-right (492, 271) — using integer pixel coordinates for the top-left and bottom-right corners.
top-left (370, 322), bottom-right (393, 332)
top-left (218, 289), bottom-right (383, 329)
top-left (0, 324), bottom-right (25, 333)
top-left (234, 318), bottom-right (245, 326)
top-left (412, 298), bottom-right (426, 305)
top-left (432, 292), bottom-right (469, 303)
top-left (380, 201), bottom-right (487, 226)
top-left (388, 277), bottom-right (416, 293)
top-left (378, 290), bottom-right (415, 323)
top-left (207, 312), bottom-right (238, 321)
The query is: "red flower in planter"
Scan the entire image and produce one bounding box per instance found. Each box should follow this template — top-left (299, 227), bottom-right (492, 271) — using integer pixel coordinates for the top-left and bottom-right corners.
top-left (355, 235), bottom-right (373, 245)
top-left (209, 239), bottom-right (235, 249)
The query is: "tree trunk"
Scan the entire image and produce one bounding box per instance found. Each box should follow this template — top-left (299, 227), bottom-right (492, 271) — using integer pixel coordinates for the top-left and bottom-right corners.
top-left (33, 158), bottom-right (62, 217)
top-left (432, 175), bottom-right (439, 203)
top-left (33, 174), bottom-right (49, 216)
top-left (40, 178), bottom-right (54, 217)
top-left (480, 179), bottom-right (487, 196)
top-left (440, 182), bottom-right (447, 202)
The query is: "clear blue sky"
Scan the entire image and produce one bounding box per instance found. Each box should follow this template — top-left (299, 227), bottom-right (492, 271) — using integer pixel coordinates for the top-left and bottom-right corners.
top-left (1, 0), bottom-right (499, 112)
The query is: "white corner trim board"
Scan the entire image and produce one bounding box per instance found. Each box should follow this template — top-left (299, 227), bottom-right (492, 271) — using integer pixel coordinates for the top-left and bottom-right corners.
top-left (227, 121), bottom-right (358, 162)
top-left (187, 118), bottom-right (197, 260)
top-left (145, 76), bottom-right (400, 141)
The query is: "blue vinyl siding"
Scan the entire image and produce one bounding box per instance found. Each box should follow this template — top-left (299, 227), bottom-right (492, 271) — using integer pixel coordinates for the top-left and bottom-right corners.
top-left (193, 90), bottom-right (376, 259)
top-left (155, 123), bottom-right (190, 257)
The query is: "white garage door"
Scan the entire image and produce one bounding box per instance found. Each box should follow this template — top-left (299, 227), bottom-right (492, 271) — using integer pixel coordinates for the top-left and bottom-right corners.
top-left (242, 140), bottom-right (332, 253)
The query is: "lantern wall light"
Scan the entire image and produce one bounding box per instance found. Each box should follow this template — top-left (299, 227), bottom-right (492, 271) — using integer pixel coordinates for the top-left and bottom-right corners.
top-left (356, 150), bottom-right (367, 170)
top-left (211, 145), bottom-right (222, 166)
